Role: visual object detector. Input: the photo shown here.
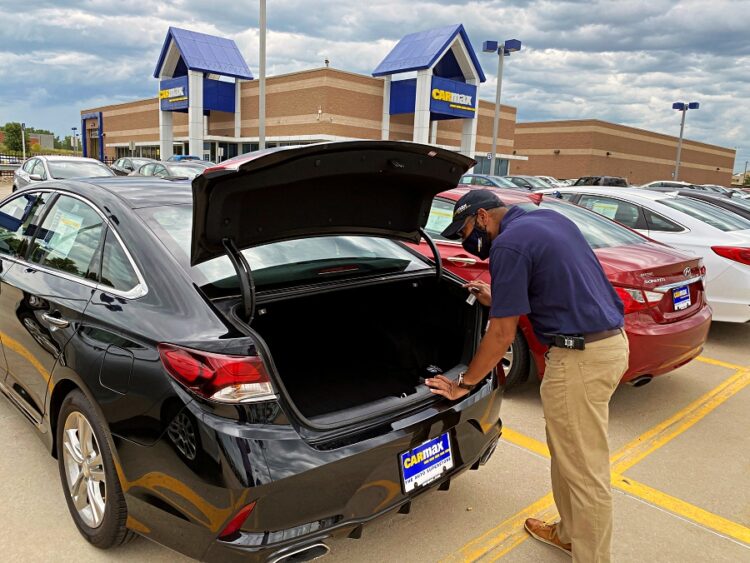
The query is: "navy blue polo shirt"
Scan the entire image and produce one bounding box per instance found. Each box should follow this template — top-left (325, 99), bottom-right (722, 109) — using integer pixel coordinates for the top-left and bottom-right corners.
top-left (489, 205), bottom-right (624, 344)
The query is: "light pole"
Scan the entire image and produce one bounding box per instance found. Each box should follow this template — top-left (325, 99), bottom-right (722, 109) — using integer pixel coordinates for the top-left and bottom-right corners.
top-left (258, 0), bottom-right (266, 150)
top-left (482, 39), bottom-right (521, 176)
top-left (71, 126), bottom-right (78, 155)
top-left (672, 101), bottom-right (699, 180)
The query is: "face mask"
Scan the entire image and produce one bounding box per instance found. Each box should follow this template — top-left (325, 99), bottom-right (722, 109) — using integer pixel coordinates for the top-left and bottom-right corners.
top-left (462, 221), bottom-right (491, 260)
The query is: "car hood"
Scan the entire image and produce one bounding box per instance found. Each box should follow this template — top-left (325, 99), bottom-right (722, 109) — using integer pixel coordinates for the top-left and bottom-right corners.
top-left (190, 141), bottom-right (474, 265)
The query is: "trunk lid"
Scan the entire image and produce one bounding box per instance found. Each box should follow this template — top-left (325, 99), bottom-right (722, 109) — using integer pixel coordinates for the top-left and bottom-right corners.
top-left (190, 141), bottom-right (475, 265)
top-left (595, 242), bottom-right (704, 322)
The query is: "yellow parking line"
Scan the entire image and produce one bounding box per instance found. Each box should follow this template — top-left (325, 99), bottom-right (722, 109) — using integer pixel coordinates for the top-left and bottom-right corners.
top-left (441, 493), bottom-right (557, 563)
top-left (612, 474), bottom-right (750, 546)
top-left (695, 355), bottom-right (748, 371)
top-left (611, 368), bottom-right (750, 474)
top-left (501, 428), bottom-right (550, 459)
top-left (449, 366), bottom-right (750, 561)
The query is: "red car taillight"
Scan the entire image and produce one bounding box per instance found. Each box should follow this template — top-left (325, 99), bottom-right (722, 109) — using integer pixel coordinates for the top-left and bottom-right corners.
top-left (158, 344), bottom-right (275, 403)
top-left (711, 246), bottom-right (750, 266)
top-left (219, 501), bottom-right (257, 539)
top-left (614, 286), bottom-right (664, 314)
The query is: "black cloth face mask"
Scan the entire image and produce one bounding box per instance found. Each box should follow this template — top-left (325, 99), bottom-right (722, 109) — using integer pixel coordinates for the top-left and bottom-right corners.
top-left (462, 221), bottom-right (491, 260)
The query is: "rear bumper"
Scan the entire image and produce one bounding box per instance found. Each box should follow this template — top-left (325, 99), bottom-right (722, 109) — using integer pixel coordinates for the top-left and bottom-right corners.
top-left (117, 383), bottom-right (503, 562)
top-left (622, 304), bottom-right (712, 381)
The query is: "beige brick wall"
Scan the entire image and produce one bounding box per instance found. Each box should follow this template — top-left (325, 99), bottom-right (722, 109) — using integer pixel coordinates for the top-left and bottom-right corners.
top-left (513, 119), bottom-right (735, 185)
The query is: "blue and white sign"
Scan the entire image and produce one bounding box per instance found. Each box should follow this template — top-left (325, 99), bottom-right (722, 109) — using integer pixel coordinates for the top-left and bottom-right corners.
top-left (673, 285), bottom-right (691, 311)
top-left (429, 76), bottom-right (477, 119)
top-left (159, 76), bottom-right (189, 112)
top-left (400, 432), bottom-right (453, 492)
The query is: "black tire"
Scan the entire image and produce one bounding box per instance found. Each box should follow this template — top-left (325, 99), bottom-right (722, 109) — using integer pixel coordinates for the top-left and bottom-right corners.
top-left (56, 389), bottom-right (136, 549)
top-left (502, 330), bottom-right (530, 390)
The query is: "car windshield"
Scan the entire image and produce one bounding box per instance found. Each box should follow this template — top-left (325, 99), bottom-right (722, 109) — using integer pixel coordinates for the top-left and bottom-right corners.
top-left (167, 165), bottom-right (202, 179)
top-left (492, 176), bottom-right (518, 188)
top-left (138, 204), bottom-right (429, 294)
top-left (659, 197), bottom-right (750, 232)
top-left (131, 158), bottom-right (152, 167)
top-left (526, 177), bottom-right (551, 188)
top-left (48, 161), bottom-right (113, 179)
top-left (539, 199), bottom-right (647, 249)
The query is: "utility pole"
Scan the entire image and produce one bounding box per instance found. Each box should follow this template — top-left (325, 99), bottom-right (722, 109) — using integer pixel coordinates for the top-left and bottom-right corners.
top-left (258, 0), bottom-right (266, 150)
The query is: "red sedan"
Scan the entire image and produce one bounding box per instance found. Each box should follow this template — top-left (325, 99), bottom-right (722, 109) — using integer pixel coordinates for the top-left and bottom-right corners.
top-left (412, 187), bottom-right (712, 388)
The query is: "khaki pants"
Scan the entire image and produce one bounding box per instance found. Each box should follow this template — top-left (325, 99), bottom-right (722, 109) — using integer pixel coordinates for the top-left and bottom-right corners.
top-left (540, 330), bottom-right (629, 563)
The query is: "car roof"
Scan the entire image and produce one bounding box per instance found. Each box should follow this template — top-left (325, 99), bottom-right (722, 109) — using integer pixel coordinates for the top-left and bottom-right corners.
top-left (546, 186), bottom-right (675, 202)
top-left (439, 186), bottom-right (533, 205)
top-left (19, 177), bottom-right (195, 208)
top-left (36, 155), bottom-right (104, 163)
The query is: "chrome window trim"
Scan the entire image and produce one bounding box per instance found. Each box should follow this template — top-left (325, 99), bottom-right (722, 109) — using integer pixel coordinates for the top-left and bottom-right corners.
top-left (654, 276), bottom-right (703, 293)
top-left (2, 189), bottom-right (149, 300)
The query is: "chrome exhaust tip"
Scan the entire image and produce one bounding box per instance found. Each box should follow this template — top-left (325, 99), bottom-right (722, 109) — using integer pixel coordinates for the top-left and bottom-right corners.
top-left (628, 375), bottom-right (653, 387)
top-left (270, 542), bottom-right (330, 563)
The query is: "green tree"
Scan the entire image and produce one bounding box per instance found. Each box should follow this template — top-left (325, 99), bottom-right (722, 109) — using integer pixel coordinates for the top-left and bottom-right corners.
top-left (744, 174), bottom-right (750, 186)
top-left (3, 122), bottom-right (29, 152)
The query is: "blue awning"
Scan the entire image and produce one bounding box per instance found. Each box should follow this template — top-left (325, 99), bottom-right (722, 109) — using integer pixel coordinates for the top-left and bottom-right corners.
top-left (154, 27), bottom-right (254, 80)
top-left (372, 24), bottom-right (485, 83)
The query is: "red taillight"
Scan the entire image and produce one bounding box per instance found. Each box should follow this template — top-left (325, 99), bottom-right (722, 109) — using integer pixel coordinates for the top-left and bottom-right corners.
top-left (158, 344), bottom-right (275, 403)
top-left (219, 501), bottom-right (256, 540)
top-left (614, 286), bottom-right (663, 314)
top-left (528, 193), bottom-right (543, 205)
top-left (711, 246), bottom-right (750, 266)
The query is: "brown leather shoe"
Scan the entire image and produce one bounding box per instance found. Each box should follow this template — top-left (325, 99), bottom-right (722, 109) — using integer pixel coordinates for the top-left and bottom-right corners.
top-left (524, 518), bottom-right (572, 556)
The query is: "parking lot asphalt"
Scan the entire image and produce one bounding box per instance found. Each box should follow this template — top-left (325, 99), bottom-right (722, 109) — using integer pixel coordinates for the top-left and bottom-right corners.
top-left (0, 179), bottom-right (748, 562)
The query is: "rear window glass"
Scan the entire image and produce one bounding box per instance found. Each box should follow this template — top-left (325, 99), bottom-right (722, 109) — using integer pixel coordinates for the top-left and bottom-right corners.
top-left (539, 200), bottom-right (647, 249)
top-left (659, 197), bottom-right (750, 232)
top-left (48, 161), bottom-right (113, 179)
top-left (137, 205), bottom-right (429, 294)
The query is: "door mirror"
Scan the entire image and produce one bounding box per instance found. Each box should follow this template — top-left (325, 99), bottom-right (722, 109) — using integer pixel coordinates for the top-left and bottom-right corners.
top-left (29, 174), bottom-right (44, 181)
top-left (124, 164), bottom-right (134, 171)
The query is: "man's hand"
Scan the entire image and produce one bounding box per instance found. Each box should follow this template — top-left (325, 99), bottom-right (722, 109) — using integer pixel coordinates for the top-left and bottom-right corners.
top-left (463, 280), bottom-right (491, 307)
top-left (425, 375), bottom-right (469, 401)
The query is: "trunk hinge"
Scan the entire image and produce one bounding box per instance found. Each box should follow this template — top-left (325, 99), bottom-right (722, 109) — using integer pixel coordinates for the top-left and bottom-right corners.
top-left (419, 227), bottom-right (442, 280)
top-left (222, 238), bottom-right (256, 324)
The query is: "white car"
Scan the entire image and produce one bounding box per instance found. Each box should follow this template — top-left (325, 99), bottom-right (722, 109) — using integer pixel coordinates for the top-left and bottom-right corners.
top-left (13, 155), bottom-right (114, 192)
top-left (540, 186), bottom-right (750, 323)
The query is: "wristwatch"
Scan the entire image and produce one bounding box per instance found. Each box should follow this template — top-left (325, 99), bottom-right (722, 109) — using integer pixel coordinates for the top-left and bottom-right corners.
top-left (457, 371), bottom-right (477, 391)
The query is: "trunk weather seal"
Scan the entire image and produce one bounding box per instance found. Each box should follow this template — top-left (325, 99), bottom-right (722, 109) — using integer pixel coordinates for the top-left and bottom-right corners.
top-left (419, 227), bottom-right (442, 280)
top-left (222, 237), bottom-right (256, 323)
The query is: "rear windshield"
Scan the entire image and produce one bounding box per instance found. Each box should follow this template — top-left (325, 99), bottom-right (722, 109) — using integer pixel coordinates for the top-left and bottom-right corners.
top-left (539, 199), bottom-right (647, 249)
top-left (138, 205), bottom-right (430, 295)
top-left (659, 197), bottom-right (750, 232)
top-left (48, 161), bottom-right (113, 179)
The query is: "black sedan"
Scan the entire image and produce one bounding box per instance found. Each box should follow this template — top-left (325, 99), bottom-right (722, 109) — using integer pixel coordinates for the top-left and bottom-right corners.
top-left (0, 141), bottom-right (502, 562)
top-left (110, 157), bottom-right (157, 176)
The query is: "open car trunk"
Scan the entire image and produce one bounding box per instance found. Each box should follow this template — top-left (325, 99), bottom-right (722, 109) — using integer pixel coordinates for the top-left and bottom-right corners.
top-left (250, 275), bottom-right (481, 424)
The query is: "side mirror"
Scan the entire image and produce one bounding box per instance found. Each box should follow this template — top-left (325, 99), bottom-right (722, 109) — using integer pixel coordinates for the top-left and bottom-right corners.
top-left (124, 165), bottom-right (134, 171)
top-left (29, 174), bottom-right (44, 181)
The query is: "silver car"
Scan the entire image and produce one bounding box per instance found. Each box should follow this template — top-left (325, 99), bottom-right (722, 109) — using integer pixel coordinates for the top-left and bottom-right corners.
top-left (13, 156), bottom-right (114, 192)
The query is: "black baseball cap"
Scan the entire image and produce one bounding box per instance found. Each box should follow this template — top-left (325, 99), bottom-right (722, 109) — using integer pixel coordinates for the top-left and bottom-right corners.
top-left (441, 189), bottom-right (504, 240)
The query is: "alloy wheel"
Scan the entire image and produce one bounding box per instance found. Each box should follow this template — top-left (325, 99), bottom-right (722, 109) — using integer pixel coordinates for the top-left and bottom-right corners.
top-left (501, 343), bottom-right (514, 373)
top-left (62, 411), bottom-right (107, 528)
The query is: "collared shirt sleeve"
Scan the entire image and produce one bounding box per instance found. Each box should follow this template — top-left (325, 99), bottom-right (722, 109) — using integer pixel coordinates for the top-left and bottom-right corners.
top-left (489, 246), bottom-right (532, 319)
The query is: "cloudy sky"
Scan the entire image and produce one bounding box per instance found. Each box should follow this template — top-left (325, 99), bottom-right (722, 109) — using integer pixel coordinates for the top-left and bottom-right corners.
top-left (1, 0), bottom-right (748, 171)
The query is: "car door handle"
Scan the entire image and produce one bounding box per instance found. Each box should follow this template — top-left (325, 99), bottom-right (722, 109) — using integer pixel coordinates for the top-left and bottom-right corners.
top-left (445, 256), bottom-right (478, 266)
top-left (42, 313), bottom-right (69, 328)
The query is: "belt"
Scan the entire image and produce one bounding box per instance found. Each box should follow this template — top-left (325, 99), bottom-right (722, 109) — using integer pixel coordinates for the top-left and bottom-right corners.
top-left (548, 328), bottom-right (622, 348)
top-left (585, 328), bottom-right (623, 343)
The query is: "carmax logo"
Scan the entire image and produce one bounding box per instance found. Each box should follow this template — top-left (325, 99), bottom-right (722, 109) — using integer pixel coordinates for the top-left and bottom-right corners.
top-left (431, 88), bottom-right (474, 109)
top-left (159, 86), bottom-right (186, 100)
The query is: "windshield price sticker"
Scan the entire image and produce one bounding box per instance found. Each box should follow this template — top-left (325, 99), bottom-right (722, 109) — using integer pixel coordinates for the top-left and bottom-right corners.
top-left (400, 433), bottom-right (453, 493)
top-left (673, 285), bottom-right (691, 311)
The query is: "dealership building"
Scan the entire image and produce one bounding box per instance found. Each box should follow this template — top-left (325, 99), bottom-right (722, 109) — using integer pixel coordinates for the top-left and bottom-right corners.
top-left (81, 25), bottom-right (735, 186)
